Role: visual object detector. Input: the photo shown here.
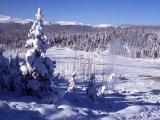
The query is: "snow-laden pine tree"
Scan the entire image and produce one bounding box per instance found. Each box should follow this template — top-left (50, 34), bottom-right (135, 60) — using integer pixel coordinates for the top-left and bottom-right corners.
top-left (20, 8), bottom-right (56, 97)
top-left (8, 53), bottom-right (23, 92)
top-left (0, 46), bottom-right (23, 91)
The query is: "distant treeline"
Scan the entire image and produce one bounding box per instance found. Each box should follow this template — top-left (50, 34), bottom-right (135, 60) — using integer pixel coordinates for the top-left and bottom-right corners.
top-left (1, 22), bottom-right (160, 58)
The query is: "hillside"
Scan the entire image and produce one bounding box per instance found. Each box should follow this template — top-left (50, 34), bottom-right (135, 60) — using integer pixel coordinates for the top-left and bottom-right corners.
top-left (1, 20), bottom-right (160, 58)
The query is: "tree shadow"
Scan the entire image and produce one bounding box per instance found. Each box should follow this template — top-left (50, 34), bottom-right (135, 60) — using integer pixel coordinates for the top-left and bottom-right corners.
top-left (64, 88), bottom-right (160, 117)
top-left (0, 90), bottom-right (41, 103)
top-left (64, 89), bottom-right (127, 112)
top-left (150, 89), bottom-right (160, 95)
top-left (0, 105), bottom-right (44, 120)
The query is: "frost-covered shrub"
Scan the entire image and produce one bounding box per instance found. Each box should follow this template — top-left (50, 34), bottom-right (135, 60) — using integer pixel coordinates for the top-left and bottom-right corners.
top-left (67, 73), bottom-right (77, 92)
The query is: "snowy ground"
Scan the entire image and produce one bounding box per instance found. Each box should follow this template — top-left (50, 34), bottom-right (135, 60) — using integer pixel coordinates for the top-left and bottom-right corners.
top-left (1, 47), bottom-right (160, 120)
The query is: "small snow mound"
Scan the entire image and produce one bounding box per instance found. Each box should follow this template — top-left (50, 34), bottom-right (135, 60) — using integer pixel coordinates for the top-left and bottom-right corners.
top-left (48, 104), bottom-right (77, 120)
top-left (58, 104), bottom-right (72, 110)
top-left (36, 105), bottom-right (56, 116)
top-left (118, 105), bottom-right (144, 114)
top-left (20, 64), bottom-right (29, 75)
top-left (0, 101), bottom-right (10, 110)
top-left (100, 116), bottom-right (118, 120)
top-left (0, 101), bottom-right (13, 117)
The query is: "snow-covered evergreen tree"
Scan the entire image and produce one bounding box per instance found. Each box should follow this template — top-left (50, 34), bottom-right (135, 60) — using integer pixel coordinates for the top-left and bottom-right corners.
top-left (20, 8), bottom-right (56, 97)
top-left (0, 46), bottom-right (22, 91)
top-left (8, 53), bottom-right (23, 92)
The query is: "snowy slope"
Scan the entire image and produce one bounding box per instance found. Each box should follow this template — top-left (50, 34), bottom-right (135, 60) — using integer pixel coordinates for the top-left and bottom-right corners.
top-left (0, 15), bottom-right (33, 24)
top-left (1, 46), bottom-right (160, 120)
top-left (0, 15), bottom-right (85, 26)
top-left (47, 47), bottom-right (160, 119)
top-left (0, 15), bottom-right (116, 27)
top-left (0, 15), bottom-right (51, 25)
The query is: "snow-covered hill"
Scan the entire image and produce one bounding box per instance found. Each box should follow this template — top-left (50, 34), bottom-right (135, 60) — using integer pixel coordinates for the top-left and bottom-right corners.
top-left (0, 15), bottom-right (33, 24)
top-left (55, 21), bottom-right (115, 28)
top-left (1, 17), bottom-right (160, 58)
top-left (0, 15), bottom-right (52, 25)
top-left (0, 15), bottom-right (86, 26)
top-left (56, 21), bottom-right (84, 26)
top-left (93, 24), bottom-right (113, 28)
top-left (0, 15), bottom-right (116, 27)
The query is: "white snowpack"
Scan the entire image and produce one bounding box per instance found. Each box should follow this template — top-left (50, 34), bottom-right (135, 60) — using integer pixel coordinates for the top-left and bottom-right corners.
top-left (0, 46), bottom-right (160, 120)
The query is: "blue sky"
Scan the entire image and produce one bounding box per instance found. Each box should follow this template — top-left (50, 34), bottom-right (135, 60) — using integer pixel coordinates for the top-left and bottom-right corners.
top-left (0, 0), bottom-right (160, 25)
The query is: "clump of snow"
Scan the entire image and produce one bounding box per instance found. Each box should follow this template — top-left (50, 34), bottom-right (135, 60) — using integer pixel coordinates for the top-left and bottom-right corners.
top-left (36, 104), bottom-right (57, 116)
top-left (48, 104), bottom-right (77, 120)
top-left (100, 116), bottom-right (118, 120)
